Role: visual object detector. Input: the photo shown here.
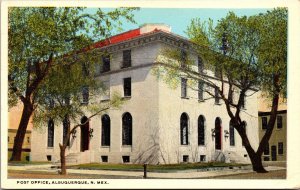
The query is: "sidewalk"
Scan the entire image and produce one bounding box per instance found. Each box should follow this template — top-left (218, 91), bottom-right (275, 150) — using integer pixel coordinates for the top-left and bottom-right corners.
top-left (8, 164), bottom-right (286, 179)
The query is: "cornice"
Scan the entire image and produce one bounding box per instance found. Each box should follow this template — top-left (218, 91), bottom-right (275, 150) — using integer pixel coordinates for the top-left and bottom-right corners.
top-left (92, 31), bottom-right (195, 54)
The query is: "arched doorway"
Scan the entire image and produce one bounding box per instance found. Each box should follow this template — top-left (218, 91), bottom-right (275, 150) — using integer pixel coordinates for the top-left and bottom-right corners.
top-left (215, 117), bottom-right (222, 150)
top-left (80, 116), bottom-right (90, 152)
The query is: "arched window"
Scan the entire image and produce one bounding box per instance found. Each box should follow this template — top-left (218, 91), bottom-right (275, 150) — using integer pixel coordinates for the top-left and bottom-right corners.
top-left (215, 117), bottom-right (222, 150)
top-left (198, 115), bottom-right (205, 145)
top-left (229, 120), bottom-right (235, 146)
top-left (80, 116), bottom-right (90, 151)
top-left (47, 119), bottom-right (54, 147)
top-left (122, 112), bottom-right (132, 145)
top-left (101, 114), bottom-right (110, 146)
top-left (180, 113), bottom-right (189, 145)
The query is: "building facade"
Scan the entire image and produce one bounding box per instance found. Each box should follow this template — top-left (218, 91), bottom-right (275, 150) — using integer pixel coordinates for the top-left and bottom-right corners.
top-left (31, 24), bottom-right (259, 165)
top-left (8, 102), bottom-right (32, 161)
top-left (258, 96), bottom-right (287, 161)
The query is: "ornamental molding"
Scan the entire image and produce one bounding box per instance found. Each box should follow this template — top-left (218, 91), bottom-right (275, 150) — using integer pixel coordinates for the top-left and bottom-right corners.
top-left (93, 31), bottom-right (196, 54)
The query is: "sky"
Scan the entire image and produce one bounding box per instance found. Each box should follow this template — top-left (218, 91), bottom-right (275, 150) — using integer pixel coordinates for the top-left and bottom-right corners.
top-left (109, 8), bottom-right (270, 38)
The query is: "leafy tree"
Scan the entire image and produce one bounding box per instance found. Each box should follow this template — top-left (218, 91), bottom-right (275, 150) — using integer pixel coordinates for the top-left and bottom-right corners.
top-left (33, 56), bottom-right (124, 175)
top-left (8, 7), bottom-right (137, 161)
top-left (154, 8), bottom-right (287, 173)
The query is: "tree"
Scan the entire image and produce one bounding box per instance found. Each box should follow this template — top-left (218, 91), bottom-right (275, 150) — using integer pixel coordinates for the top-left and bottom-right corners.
top-left (154, 8), bottom-right (287, 173)
top-left (8, 7), bottom-right (137, 161)
top-left (33, 53), bottom-right (125, 175)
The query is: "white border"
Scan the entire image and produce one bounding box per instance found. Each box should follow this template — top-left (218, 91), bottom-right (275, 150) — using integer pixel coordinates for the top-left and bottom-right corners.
top-left (1, 0), bottom-right (300, 189)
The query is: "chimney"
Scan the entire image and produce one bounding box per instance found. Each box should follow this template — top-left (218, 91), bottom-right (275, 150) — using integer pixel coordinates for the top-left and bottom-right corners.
top-left (140, 23), bottom-right (171, 34)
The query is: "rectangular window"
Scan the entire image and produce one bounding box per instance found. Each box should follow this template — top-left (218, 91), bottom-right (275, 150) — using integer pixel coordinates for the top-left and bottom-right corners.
top-left (262, 117), bottom-right (268, 130)
top-left (47, 119), bottom-right (54, 148)
top-left (46, 155), bottom-right (52, 161)
top-left (8, 136), bottom-right (9, 142)
top-left (198, 56), bottom-right (204, 73)
top-left (278, 142), bottom-right (283, 155)
top-left (181, 78), bottom-right (187, 98)
top-left (101, 156), bottom-right (108, 162)
top-left (27, 137), bottom-right (30, 143)
top-left (122, 156), bottom-right (130, 163)
top-left (82, 86), bottom-right (89, 104)
top-left (183, 155), bottom-right (189, 163)
top-left (101, 55), bottom-right (110, 73)
top-left (264, 157), bottom-right (270, 161)
top-left (180, 50), bottom-right (187, 69)
top-left (264, 143), bottom-right (270, 155)
top-left (198, 80), bottom-right (204, 101)
top-left (122, 50), bottom-right (131, 68)
top-left (277, 116), bottom-right (283, 129)
top-left (214, 87), bottom-right (220, 104)
top-left (200, 155), bottom-right (206, 162)
top-left (123, 78), bottom-right (131, 97)
top-left (101, 81), bottom-right (110, 100)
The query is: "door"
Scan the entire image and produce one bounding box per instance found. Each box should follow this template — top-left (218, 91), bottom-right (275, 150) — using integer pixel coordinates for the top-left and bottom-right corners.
top-left (271, 145), bottom-right (277, 161)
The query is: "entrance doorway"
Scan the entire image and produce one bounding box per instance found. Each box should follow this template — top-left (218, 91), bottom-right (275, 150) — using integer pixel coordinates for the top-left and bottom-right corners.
top-left (80, 116), bottom-right (90, 152)
top-left (271, 145), bottom-right (277, 161)
top-left (215, 117), bottom-right (222, 150)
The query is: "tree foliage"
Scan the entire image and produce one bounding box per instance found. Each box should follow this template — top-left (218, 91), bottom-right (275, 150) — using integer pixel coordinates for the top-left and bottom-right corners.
top-left (155, 8), bottom-right (287, 172)
top-left (8, 7), bottom-right (138, 161)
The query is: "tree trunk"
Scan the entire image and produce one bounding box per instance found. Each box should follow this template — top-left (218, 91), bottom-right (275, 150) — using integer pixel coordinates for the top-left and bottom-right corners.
top-left (248, 151), bottom-right (267, 173)
top-left (236, 122), bottom-right (268, 173)
top-left (10, 102), bottom-right (33, 161)
top-left (59, 144), bottom-right (67, 175)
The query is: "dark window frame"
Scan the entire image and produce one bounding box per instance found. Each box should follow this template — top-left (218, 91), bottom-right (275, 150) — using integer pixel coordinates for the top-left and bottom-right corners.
top-left (122, 50), bottom-right (131, 68)
top-left (198, 56), bottom-right (204, 73)
top-left (82, 86), bottom-right (89, 104)
top-left (264, 142), bottom-right (270, 155)
top-left (180, 113), bottom-right (189, 145)
top-left (122, 112), bottom-right (132, 146)
top-left (198, 115), bottom-right (205, 145)
top-left (277, 116), bottom-right (283, 129)
top-left (101, 155), bottom-right (108, 162)
top-left (181, 78), bottom-right (187, 98)
top-left (123, 77), bottom-right (131, 97)
top-left (47, 119), bottom-right (54, 148)
top-left (278, 142), bottom-right (283, 155)
top-left (183, 155), bottom-right (189, 163)
top-left (101, 55), bottom-right (111, 73)
top-left (262, 117), bottom-right (268, 130)
top-left (215, 87), bottom-right (220, 104)
top-left (122, 156), bottom-right (130, 163)
top-left (180, 50), bottom-right (187, 69)
top-left (198, 80), bottom-right (204, 101)
top-left (101, 114), bottom-right (111, 146)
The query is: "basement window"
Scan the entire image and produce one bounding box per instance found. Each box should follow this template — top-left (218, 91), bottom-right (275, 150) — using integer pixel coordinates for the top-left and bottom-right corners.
top-left (200, 155), bottom-right (206, 162)
top-left (122, 156), bottom-right (130, 163)
top-left (183, 155), bottom-right (189, 163)
top-left (101, 156), bottom-right (108, 163)
top-left (46, 155), bottom-right (52, 161)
